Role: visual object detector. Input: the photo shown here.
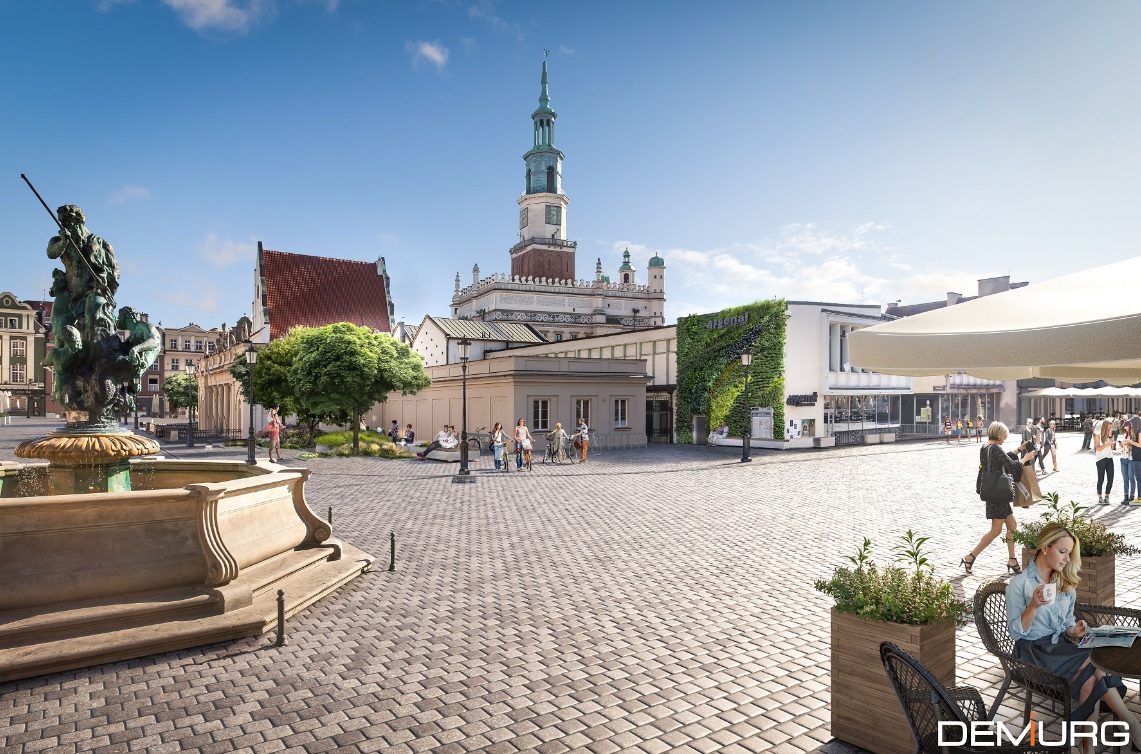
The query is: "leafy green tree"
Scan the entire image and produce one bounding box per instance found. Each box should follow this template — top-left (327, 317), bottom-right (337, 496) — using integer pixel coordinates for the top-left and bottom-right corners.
top-left (162, 372), bottom-right (198, 418)
top-left (228, 327), bottom-right (339, 446)
top-left (291, 323), bottom-right (430, 453)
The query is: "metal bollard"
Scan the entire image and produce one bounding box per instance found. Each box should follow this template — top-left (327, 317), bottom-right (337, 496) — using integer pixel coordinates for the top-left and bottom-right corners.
top-left (327, 506), bottom-right (333, 526)
top-left (275, 589), bottom-right (287, 646)
top-left (389, 531), bottom-right (396, 571)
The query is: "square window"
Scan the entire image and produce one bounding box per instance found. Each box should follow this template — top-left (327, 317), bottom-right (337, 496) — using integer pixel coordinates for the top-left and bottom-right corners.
top-left (171, 359), bottom-right (179, 370)
top-left (170, 339), bottom-right (178, 349)
top-left (7, 318), bottom-right (17, 329)
top-left (10, 363), bottom-right (25, 383)
top-left (11, 339), bottom-right (25, 357)
top-left (532, 399), bottom-right (550, 431)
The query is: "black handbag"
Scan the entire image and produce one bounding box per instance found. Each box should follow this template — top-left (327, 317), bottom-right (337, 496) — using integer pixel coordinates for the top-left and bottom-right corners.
top-left (979, 446), bottom-right (1014, 503)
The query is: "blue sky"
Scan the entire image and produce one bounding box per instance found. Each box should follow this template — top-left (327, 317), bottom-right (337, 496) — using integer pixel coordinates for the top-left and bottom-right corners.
top-left (3, 1), bottom-right (1140, 330)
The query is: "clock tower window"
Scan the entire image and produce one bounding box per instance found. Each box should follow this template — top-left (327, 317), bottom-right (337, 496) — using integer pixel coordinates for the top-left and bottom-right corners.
top-left (546, 166), bottom-right (555, 193)
top-left (526, 169), bottom-right (531, 193)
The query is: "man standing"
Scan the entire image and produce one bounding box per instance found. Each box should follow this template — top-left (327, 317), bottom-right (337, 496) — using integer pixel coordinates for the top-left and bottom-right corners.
top-left (572, 417), bottom-right (589, 463)
top-left (389, 420), bottom-right (400, 442)
top-left (1082, 414), bottom-right (1094, 451)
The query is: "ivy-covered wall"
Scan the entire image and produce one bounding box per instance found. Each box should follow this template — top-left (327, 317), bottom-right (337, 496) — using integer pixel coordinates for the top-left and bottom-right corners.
top-left (676, 300), bottom-right (787, 444)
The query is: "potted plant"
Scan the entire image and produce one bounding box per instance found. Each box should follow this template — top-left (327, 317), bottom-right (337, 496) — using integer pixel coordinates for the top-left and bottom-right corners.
top-left (814, 532), bottom-right (971, 754)
top-left (1011, 493), bottom-right (1138, 607)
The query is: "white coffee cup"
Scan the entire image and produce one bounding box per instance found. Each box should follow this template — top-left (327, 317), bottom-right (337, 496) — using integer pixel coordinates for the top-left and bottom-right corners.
top-left (1041, 583), bottom-right (1057, 605)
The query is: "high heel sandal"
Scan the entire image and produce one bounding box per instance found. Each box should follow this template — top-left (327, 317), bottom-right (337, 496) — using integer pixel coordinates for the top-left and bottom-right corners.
top-left (1006, 559), bottom-right (1022, 574)
top-left (960, 554), bottom-right (976, 574)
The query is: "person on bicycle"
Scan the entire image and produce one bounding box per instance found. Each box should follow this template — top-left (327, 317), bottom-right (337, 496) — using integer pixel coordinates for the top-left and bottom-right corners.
top-left (571, 417), bottom-right (589, 463)
top-left (548, 422), bottom-right (570, 463)
top-left (514, 417), bottom-right (533, 469)
top-left (491, 422), bottom-right (507, 470)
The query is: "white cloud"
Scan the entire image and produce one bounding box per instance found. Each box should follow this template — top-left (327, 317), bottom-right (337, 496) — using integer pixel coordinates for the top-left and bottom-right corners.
top-left (161, 286), bottom-right (221, 312)
top-left (96, 0), bottom-right (136, 11)
top-left (162, 0), bottom-right (273, 33)
top-left (108, 184), bottom-right (151, 205)
top-left (558, 45), bottom-right (575, 56)
top-left (407, 40), bottom-right (449, 71)
top-left (468, 1), bottom-right (524, 41)
top-left (460, 37), bottom-right (478, 54)
top-left (606, 222), bottom-right (1003, 322)
top-left (196, 233), bottom-right (255, 267)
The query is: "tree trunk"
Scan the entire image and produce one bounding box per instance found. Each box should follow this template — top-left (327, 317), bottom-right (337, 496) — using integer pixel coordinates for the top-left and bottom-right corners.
top-left (352, 408), bottom-right (361, 455)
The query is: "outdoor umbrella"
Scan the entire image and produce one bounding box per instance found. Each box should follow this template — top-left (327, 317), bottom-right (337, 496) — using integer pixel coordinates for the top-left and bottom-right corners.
top-left (848, 257), bottom-right (1141, 384)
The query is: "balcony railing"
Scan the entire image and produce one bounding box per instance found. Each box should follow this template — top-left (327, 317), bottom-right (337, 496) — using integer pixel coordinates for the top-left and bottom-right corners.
top-left (509, 237), bottom-right (578, 256)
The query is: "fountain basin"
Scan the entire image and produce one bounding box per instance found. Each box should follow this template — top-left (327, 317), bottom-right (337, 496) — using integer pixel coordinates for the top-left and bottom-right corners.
top-left (0, 459), bottom-right (372, 681)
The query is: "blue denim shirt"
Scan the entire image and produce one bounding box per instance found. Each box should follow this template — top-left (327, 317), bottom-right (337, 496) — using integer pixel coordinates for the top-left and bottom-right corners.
top-left (1005, 564), bottom-right (1075, 644)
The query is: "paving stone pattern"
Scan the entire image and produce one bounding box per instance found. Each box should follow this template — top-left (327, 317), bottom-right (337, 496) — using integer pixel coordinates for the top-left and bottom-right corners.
top-left (2, 419), bottom-right (1140, 753)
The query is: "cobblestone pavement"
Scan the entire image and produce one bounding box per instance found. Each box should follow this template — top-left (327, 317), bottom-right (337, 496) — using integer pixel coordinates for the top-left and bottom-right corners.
top-left (2, 418), bottom-right (1140, 754)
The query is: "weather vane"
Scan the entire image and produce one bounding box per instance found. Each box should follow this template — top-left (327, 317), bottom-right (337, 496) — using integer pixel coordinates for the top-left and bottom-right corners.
top-left (543, 49), bottom-right (550, 58)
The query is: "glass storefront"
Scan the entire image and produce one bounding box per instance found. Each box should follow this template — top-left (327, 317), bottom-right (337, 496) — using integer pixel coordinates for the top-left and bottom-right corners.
top-left (823, 394), bottom-right (903, 434)
top-left (903, 392), bottom-right (999, 435)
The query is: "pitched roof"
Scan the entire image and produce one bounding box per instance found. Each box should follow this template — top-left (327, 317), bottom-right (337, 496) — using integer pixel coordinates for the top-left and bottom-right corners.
top-left (261, 248), bottom-right (391, 340)
top-left (427, 317), bottom-right (546, 343)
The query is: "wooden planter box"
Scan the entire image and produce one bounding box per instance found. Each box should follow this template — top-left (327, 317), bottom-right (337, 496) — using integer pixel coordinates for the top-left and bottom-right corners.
top-left (1021, 548), bottom-right (1114, 607)
top-left (830, 608), bottom-right (956, 754)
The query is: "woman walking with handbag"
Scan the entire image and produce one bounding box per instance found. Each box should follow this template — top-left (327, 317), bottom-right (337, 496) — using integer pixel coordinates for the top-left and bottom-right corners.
top-left (1094, 419), bottom-right (1116, 504)
top-left (514, 417), bottom-right (533, 470)
top-left (491, 422), bottom-right (507, 471)
top-left (962, 422), bottom-right (1031, 575)
top-left (1043, 419), bottom-right (1058, 472)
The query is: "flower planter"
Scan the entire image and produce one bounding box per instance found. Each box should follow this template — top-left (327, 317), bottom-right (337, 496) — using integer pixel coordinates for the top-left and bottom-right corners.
top-left (1021, 548), bottom-right (1114, 607)
top-left (830, 608), bottom-right (956, 754)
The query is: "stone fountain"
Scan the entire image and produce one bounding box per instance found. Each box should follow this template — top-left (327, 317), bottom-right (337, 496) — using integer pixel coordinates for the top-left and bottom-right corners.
top-left (0, 203), bottom-right (372, 682)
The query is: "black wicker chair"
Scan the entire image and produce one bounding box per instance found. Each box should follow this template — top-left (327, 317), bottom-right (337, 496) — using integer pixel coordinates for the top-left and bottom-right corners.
top-left (1075, 603), bottom-right (1141, 630)
top-left (974, 580), bottom-right (1073, 725)
top-left (880, 641), bottom-right (1047, 753)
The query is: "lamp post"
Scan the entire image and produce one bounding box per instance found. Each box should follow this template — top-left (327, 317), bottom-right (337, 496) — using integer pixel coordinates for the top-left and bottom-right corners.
top-left (184, 364), bottom-right (196, 448)
top-left (740, 351), bottom-right (752, 463)
top-left (457, 338), bottom-right (471, 477)
top-left (245, 343), bottom-right (258, 465)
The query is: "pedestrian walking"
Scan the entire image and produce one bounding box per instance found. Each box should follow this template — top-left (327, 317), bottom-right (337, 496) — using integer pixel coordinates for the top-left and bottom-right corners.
top-left (490, 422), bottom-right (508, 470)
top-left (961, 422), bottom-right (1030, 576)
top-left (1034, 418), bottom-right (1047, 472)
top-left (388, 420), bottom-right (400, 442)
top-left (547, 422), bottom-right (570, 463)
top-left (1113, 413), bottom-right (1123, 444)
top-left (1081, 414), bottom-right (1094, 451)
top-left (1119, 420), bottom-right (1135, 504)
top-left (956, 417), bottom-right (964, 444)
top-left (975, 414), bottom-right (985, 443)
top-left (1043, 419), bottom-right (1058, 472)
top-left (265, 407), bottom-right (283, 463)
top-left (1094, 420), bottom-right (1116, 505)
top-left (943, 415), bottom-right (952, 444)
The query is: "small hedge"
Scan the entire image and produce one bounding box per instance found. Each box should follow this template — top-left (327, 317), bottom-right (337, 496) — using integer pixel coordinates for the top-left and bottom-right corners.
top-left (314, 430), bottom-right (394, 447)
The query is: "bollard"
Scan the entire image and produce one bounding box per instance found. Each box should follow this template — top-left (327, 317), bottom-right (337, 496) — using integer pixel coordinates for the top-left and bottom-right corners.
top-left (328, 506), bottom-right (333, 526)
top-left (275, 589), bottom-right (287, 646)
top-left (389, 531), bottom-right (396, 571)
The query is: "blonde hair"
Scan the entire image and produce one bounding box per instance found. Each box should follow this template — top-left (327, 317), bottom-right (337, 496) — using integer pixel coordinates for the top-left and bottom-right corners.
top-left (555, 422), bottom-right (562, 430)
top-left (1035, 522), bottom-right (1082, 593)
top-left (1100, 420), bottom-right (1113, 444)
top-left (987, 421), bottom-right (1009, 442)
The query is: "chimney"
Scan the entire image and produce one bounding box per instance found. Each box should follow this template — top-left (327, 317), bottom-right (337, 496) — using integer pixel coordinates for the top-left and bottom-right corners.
top-left (977, 275), bottom-right (1011, 297)
top-left (946, 292), bottom-right (962, 306)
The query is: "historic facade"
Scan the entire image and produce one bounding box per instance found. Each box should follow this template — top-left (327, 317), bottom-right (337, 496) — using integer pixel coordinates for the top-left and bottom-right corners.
top-left (449, 62), bottom-right (667, 342)
top-left (0, 293), bottom-right (47, 416)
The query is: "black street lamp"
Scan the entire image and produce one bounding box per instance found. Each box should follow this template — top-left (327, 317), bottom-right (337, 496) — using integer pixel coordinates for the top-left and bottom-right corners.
top-left (245, 342), bottom-right (258, 465)
top-left (184, 364), bottom-right (196, 448)
top-left (457, 337), bottom-right (472, 477)
top-left (740, 351), bottom-right (752, 463)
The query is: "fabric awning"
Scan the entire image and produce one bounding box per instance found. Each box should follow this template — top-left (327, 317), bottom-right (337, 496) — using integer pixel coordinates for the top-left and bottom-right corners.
top-left (849, 257), bottom-right (1141, 385)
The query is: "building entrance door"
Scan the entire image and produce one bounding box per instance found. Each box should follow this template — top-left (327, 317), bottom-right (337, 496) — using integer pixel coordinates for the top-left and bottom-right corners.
top-left (647, 399), bottom-right (673, 443)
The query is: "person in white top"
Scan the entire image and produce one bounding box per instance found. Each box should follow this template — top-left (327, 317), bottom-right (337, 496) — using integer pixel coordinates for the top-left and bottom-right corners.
top-left (514, 418), bottom-right (533, 469)
top-left (571, 418), bottom-right (589, 463)
top-left (1094, 420), bottom-right (1117, 504)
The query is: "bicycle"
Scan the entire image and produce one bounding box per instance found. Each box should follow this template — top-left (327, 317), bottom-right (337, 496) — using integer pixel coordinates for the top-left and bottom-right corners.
top-left (513, 441), bottom-right (533, 472)
top-left (465, 427), bottom-right (490, 453)
top-left (543, 434), bottom-right (571, 464)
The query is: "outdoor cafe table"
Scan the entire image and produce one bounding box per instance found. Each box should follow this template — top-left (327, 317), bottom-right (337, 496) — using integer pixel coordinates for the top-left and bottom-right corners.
top-left (1091, 643), bottom-right (1141, 679)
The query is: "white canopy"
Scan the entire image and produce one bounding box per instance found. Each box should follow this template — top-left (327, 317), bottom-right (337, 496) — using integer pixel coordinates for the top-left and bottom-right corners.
top-left (1023, 386), bottom-right (1141, 398)
top-left (849, 257), bottom-right (1141, 385)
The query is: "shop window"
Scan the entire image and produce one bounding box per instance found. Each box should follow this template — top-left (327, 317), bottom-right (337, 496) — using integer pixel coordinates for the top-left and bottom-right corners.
top-left (532, 399), bottom-right (550, 431)
top-left (614, 399), bottom-right (628, 428)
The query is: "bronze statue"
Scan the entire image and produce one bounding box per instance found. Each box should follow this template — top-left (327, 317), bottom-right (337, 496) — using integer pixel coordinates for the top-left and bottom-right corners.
top-left (40, 203), bottom-right (158, 428)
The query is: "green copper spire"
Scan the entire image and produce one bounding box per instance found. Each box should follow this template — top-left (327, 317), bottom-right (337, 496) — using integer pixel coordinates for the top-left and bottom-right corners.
top-left (619, 248), bottom-right (634, 271)
top-left (539, 61), bottom-right (550, 110)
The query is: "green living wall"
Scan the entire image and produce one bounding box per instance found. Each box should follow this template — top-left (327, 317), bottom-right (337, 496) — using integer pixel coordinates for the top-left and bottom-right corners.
top-left (676, 300), bottom-right (787, 444)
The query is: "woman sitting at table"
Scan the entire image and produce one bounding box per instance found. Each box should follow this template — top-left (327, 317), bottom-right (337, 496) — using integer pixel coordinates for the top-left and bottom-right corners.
top-left (1006, 522), bottom-right (1141, 752)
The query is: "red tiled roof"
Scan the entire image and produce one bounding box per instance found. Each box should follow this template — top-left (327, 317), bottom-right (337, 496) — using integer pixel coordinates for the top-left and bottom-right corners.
top-left (261, 249), bottom-right (391, 340)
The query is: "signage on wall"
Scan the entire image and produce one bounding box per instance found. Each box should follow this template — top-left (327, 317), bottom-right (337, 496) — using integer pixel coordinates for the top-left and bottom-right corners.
top-left (704, 314), bottom-right (748, 331)
top-left (786, 392), bottom-right (819, 407)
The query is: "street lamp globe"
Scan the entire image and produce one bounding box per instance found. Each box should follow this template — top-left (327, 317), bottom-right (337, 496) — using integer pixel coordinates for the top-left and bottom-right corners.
top-left (456, 338), bottom-right (472, 478)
